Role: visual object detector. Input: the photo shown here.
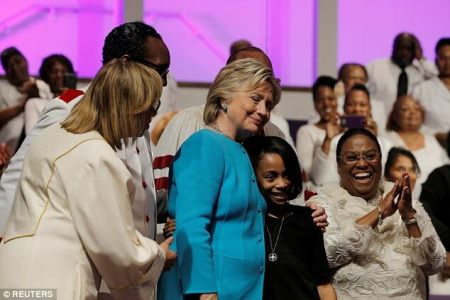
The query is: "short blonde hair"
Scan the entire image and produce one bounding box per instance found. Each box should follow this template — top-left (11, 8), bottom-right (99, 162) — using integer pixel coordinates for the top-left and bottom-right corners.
top-left (62, 59), bottom-right (162, 149)
top-left (203, 58), bottom-right (281, 125)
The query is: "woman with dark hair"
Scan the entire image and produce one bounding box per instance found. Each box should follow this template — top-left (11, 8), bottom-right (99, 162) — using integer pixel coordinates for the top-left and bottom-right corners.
top-left (309, 128), bottom-right (445, 299)
top-left (39, 54), bottom-right (75, 97)
top-left (384, 147), bottom-right (421, 191)
top-left (244, 136), bottom-right (336, 300)
top-left (24, 54), bottom-right (77, 134)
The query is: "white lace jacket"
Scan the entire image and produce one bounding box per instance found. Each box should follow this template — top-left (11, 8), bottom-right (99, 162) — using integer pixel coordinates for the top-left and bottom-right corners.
top-left (309, 182), bottom-right (446, 300)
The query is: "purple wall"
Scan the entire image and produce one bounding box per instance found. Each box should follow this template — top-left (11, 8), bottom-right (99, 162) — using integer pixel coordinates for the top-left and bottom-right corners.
top-left (0, 0), bottom-right (115, 78)
top-left (144, 0), bottom-right (315, 85)
top-left (338, 0), bottom-right (450, 66)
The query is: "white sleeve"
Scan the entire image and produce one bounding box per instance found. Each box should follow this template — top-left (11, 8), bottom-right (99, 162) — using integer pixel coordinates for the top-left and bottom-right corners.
top-left (398, 201), bottom-right (446, 276)
top-left (309, 195), bottom-right (382, 268)
top-left (36, 79), bottom-right (53, 100)
top-left (24, 98), bottom-right (47, 135)
top-left (0, 98), bottom-right (72, 236)
top-left (309, 146), bottom-right (339, 186)
top-left (63, 154), bottom-right (165, 298)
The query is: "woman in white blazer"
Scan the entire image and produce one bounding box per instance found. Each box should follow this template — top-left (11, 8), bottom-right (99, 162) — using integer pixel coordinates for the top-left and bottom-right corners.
top-left (0, 59), bottom-right (170, 299)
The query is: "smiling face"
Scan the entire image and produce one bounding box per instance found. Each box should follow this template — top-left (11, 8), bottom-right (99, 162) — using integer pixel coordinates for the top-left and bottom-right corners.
top-left (344, 89), bottom-right (371, 117)
top-left (224, 81), bottom-right (274, 139)
top-left (5, 54), bottom-right (29, 86)
top-left (436, 45), bottom-right (450, 78)
top-left (314, 86), bottom-right (338, 121)
top-left (395, 96), bottom-right (424, 131)
top-left (256, 153), bottom-right (292, 205)
top-left (338, 134), bottom-right (382, 200)
top-left (48, 61), bottom-right (68, 94)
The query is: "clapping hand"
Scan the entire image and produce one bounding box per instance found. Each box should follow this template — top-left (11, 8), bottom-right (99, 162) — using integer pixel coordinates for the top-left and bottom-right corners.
top-left (325, 111), bottom-right (342, 140)
top-left (378, 181), bottom-right (402, 219)
top-left (441, 252), bottom-right (450, 281)
top-left (397, 173), bottom-right (416, 220)
top-left (363, 116), bottom-right (378, 136)
top-left (17, 79), bottom-right (39, 99)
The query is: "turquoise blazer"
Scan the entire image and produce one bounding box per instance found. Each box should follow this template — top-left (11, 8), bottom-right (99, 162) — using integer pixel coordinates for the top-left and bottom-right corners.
top-left (158, 129), bottom-right (266, 300)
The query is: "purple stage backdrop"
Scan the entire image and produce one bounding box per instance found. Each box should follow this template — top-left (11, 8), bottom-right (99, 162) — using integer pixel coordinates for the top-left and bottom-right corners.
top-left (0, 0), bottom-right (449, 86)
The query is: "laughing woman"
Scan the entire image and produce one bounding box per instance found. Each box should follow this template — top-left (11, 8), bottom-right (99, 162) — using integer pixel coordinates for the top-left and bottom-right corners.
top-left (309, 128), bottom-right (446, 300)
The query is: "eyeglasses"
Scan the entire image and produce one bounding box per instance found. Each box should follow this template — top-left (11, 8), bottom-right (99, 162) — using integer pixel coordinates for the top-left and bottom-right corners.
top-left (135, 58), bottom-right (169, 78)
top-left (338, 152), bottom-right (380, 165)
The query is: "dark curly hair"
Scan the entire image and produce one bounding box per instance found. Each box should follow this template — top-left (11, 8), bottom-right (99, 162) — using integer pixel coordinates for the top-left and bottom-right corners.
top-left (39, 54), bottom-right (74, 83)
top-left (312, 75), bottom-right (337, 103)
top-left (102, 22), bottom-right (161, 64)
top-left (435, 37), bottom-right (450, 54)
top-left (384, 147), bottom-right (421, 179)
top-left (1, 47), bottom-right (24, 70)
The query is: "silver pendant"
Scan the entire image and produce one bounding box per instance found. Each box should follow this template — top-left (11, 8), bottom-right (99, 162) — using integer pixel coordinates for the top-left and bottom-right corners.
top-left (268, 252), bottom-right (278, 262)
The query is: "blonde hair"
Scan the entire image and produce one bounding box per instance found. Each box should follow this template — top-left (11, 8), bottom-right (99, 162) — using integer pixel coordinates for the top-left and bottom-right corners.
top-left (62, 59), bottom-right (162, 149)
top-left (203, 58), bottom-right (281, 125)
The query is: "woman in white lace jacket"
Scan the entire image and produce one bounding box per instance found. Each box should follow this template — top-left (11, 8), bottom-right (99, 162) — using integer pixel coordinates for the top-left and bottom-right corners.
top-left (309, 128), bottom-right (445, 300)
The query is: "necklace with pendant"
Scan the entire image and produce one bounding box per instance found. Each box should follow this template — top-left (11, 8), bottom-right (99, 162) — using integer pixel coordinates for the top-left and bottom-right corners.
top-left (265, 214), bottom-right (290, 262)
top-left (207, 123), bottom-right (234, 140)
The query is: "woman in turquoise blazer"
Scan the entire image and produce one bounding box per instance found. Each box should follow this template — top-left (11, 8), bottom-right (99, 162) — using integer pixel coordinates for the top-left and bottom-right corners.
top-left (158, 58), bottom-right (281, 300)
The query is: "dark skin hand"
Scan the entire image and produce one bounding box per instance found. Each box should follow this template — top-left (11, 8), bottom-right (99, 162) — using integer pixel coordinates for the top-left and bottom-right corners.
top-left (356, 173), bottom-right (421, 238)
top-left (0, 104), bottom-right (26, 129)
top-left (0, 79), bottom-right (41, 129)
top-left (397, 173), bottom-right (421, 238)
top-left (441, 252), bottom-right (450, 280)
top-left (17, 80), bottom-right (40, 99)
top-left (163, 217), bottom-right (176, 238)
top-left (0, 143), bottom-right (12, 168)
top-left (356, 181), bottom-right (402, 228)
top-left (321, 111), bottom-right (343, 155)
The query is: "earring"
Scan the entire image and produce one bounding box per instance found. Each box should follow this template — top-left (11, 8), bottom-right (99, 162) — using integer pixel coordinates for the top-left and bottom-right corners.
top-left (222, 103), bottom-right (228, 113)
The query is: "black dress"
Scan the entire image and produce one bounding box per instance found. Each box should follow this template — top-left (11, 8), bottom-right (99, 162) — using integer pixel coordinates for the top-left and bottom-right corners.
top-left (263, 204), bottom-right (331, 300)
top-left (420, 165), bottom-right (450, 251)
